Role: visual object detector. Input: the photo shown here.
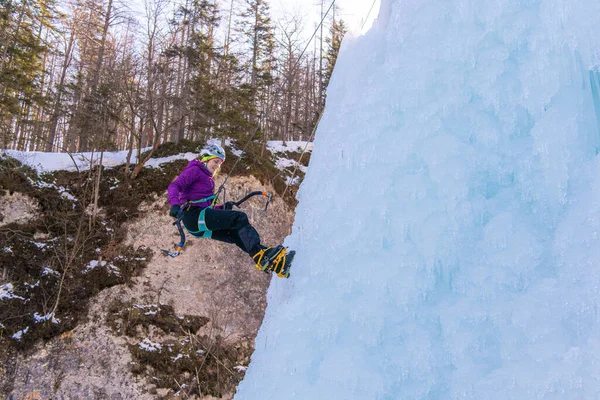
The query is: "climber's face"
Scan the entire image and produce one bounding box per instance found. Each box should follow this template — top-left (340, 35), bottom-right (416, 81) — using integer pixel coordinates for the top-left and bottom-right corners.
top-left (206, 157), bottom-right (223, 174)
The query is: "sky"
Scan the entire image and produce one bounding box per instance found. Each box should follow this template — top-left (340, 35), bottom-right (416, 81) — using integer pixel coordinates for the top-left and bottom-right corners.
top-left (128, 0), bottom-right (381, 53)
top-left (234, 0), bottom-right (600, 398)
top-left (269, 0), bottom-right (381, 37)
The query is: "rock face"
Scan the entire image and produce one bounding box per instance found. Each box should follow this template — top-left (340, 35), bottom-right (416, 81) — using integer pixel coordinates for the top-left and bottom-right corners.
top-left (0, 192), bottom-right (38, 227)
top-left (4, 176), bottom-right (294, 399)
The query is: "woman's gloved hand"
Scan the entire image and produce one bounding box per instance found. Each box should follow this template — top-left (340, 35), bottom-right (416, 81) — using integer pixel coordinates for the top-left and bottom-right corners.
top-left (169, 205), bottom-right (181, 218)
top-left (224, 201), bottom-right (235, 210)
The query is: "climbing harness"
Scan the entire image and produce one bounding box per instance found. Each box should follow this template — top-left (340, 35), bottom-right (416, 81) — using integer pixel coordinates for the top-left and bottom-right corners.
top-left (180, 195), bottom-right (216, 239)
top-left (161, 191), bottom-right (272, 258)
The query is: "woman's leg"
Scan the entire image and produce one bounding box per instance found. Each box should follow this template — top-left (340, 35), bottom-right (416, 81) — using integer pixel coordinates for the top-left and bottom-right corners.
top-left (203, 208), bottom-right (263, 255)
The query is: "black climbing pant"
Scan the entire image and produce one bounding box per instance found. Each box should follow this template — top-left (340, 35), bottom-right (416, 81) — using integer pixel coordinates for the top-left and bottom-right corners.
top-left (182, 207), bottom-right (263, 256)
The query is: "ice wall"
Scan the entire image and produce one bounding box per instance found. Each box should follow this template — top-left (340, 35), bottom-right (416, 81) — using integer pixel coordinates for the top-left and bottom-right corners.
top-left (236, 1), bottom-right (600, 398)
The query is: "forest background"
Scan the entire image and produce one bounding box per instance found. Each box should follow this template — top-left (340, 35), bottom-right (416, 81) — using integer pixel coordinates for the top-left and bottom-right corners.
top-left (0, 0), bottom-right (345, 173)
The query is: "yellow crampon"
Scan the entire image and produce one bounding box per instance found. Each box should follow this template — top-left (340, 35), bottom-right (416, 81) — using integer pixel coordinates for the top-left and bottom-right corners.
top-left (252, 247), bottom-right (289, 278)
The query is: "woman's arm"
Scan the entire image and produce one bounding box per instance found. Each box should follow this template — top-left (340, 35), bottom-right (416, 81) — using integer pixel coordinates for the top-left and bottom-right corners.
top-left (167, 165), bottom-right (201, 206)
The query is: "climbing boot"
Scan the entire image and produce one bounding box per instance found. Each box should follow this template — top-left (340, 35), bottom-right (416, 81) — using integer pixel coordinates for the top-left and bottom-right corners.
top-left (272, 250), bottom-right (295, 278)
top-left (252, 245), bottom-right (285, 272)
top-left (252, 246), bottom-right (295, 278)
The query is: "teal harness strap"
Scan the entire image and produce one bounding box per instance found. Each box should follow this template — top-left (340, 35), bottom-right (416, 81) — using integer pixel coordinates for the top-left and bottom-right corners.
top-left (183, 195), bottom-right (217, 239)
top-left (185, 206), bottom-right (213, 239)
top-left (185, 195), bottom-right (216, 207)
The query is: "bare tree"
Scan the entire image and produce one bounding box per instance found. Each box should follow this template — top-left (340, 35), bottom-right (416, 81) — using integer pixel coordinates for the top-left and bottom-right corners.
top-left (276, 14), bottom-right (305, 143)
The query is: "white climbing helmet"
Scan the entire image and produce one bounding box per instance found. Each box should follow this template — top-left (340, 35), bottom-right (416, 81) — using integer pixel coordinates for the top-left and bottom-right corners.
top-left (199, 143), bottom-right (226, 161)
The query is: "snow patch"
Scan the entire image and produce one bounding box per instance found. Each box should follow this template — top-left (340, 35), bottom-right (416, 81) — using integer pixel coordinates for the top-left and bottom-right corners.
top-left (144, 152), bottom-right (197, 168)
top-left (83, 260), bottom-right (107, 272)
top-left (33, 312), bottom-right (61, 324)
top-left (3, 148), bottom-right (151, 173)
top-left (24, 281), bottom-right (40, 289)
top-left (0, 283), bottom-right (26, 301)
top-left (285, 176), bottom-right (300, 186)
top-left (11, 326), bottom-right (29, 341)
top-left (59, 188), bottom-right (77, 201)
top-left (42, 267), bottom-right (60, 277)
top-left (267, 140), bottom-right (313, 153)
top-left (138, 338), bottom-right (162, 352)
top-left (83, 259), bottom-right (120, 276)
top-left (114, 255), bottom-right (146, 262)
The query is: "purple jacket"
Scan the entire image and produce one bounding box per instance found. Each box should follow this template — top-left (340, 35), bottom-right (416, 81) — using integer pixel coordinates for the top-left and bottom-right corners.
top-left (168, 160), bottom-right (222, 209)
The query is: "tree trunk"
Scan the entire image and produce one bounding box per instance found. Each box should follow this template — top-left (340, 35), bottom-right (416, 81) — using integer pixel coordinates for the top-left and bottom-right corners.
top-left (46, 31), bottom-right (75, 152)
top-left (79, 0), bottom-right (113, 152)
top-left (90, 150), bottom-right (104, 230)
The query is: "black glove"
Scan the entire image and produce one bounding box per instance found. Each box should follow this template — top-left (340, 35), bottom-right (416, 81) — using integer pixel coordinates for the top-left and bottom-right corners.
top-left (223, 201), bottom-right (235, 210)
top-left (169, 205), bottom-right (181, 218)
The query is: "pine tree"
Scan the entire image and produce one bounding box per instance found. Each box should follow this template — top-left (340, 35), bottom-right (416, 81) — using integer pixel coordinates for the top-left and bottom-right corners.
top-left (239, 0), bottom-right (276, 111)
top-left (0, 0), bottom-right (57, 148)
top-left (185, 0), bottom-right (221, 139)
top-left (183, 0), bottom-right (255, 140)
top-left (0, 0), bottom-right (343, 153)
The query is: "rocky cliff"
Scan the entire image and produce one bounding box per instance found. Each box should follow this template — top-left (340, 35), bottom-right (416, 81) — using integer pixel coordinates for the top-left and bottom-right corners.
top-left (0, 150), bottom-right (298, 399)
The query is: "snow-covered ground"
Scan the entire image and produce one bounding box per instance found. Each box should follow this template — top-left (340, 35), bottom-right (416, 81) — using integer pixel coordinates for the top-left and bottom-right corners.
top-left (3, 140), bottom-right (312, 174)
top-left (3, 148), bottom-right (145, 172)
top-left (266, 141), bottom-right (314, 154)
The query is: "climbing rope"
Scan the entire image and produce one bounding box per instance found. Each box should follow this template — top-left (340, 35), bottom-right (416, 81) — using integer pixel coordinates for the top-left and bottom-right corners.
top-left (361, 0), bottom-right (379, 31)
top-left (281, 108), bottom-right (323, 198)
top-left (213, 115), bottom-right (264, 203)
top-left (292, 0), bottom-right (337, 75)
top-left (280, 0), bottom-right (381, 198)
top-left (213, 0), bottom-right (337, 204)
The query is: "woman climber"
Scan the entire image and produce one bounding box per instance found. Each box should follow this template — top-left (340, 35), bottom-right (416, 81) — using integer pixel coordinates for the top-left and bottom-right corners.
top-left (167, 142), bottom-right (292, 278)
